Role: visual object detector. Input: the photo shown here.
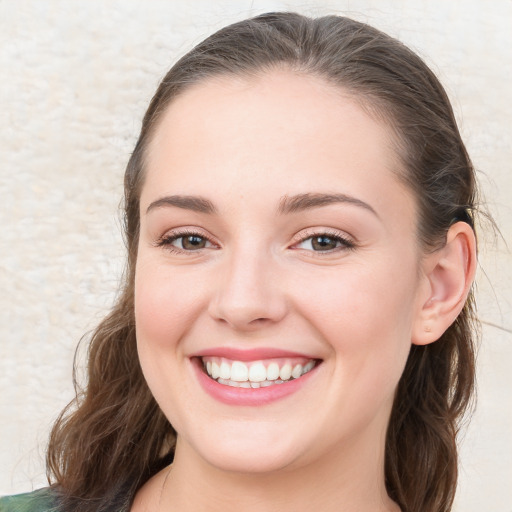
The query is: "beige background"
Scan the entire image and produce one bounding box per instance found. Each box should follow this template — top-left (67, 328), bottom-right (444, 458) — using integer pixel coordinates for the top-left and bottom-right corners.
top-left (0, 0), bottom-right (510, 509)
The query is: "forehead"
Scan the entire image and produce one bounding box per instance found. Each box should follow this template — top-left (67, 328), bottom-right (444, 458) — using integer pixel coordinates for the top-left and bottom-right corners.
top-left (142, 70), bottom-right (415, 228)
top-left (148, 70), bottom-right (396, 166)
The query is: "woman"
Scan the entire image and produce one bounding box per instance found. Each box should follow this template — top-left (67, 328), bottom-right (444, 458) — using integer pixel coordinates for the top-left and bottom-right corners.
top-left (0, 12), bottom-right (480, 512)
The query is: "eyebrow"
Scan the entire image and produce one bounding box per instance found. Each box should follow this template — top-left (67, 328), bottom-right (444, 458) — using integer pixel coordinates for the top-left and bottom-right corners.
top-left (145, 192), bottom-right (378, 218)
top-left (146, 195), bottom-right (217, 215)
top-left (277, 193), bottom-right (379, 217)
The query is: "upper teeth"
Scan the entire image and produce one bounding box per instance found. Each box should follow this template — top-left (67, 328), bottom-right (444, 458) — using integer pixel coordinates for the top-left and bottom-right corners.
top-left (202, 357), bottom-right (316, 385)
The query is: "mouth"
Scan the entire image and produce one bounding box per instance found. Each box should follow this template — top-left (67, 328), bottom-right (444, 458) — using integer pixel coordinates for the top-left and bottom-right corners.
top-left (199, 356), bottom-right (319, 388)
top-left (190, 348), bottom-right (322, 406)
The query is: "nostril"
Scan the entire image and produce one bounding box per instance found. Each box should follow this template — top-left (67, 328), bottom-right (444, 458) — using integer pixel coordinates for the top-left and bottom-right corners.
top-left (208, 278), bottom-right (288, 329)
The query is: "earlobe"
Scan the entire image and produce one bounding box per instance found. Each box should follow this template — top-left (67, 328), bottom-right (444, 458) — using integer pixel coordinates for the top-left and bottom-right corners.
top-left (412, 222), bottom-right (477, 346)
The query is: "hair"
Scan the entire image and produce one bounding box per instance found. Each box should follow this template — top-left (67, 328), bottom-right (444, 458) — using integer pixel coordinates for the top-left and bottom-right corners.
top-left (46, 12), bottom-right (480, 512)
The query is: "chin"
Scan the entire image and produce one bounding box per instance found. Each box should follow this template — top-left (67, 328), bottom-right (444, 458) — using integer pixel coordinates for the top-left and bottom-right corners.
top-left (204, 447), bottom-right (299, 474)
top-left (180, 423), bottom-right (306, 474)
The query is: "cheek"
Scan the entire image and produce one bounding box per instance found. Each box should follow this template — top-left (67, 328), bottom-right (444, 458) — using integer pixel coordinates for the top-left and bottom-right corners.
top-left (294, 258), bottom-right (418, 379)
top-left (133, 260), bottom-right (211, 430)
top-left (134, 260), bottom-right (208, 354)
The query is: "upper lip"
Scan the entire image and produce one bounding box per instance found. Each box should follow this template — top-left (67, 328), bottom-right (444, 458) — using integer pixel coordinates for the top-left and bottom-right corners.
top-left (190, 347), bottom-right (319, 361)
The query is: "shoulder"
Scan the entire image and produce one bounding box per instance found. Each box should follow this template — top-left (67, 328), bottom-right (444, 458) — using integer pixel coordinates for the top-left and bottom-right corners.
top-left (0, 488), bottom-right (60, 512)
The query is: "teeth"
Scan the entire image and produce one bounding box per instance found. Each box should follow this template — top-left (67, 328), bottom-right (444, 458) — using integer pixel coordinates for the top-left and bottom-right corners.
top-left (303, 360), bottom-right (315, 373)
top-left (211, 362), bottom-right (220, 379)
top-left (202, 357), bottom-right (318, 387)
top-left (266, 362), bottom-right (280, 381)
top-left (219, 361), bottom-right (231, 380)
top-left (279, 363), bottom-right (292, 381)
top-left (231, 361), bottom-right (249, 382)
top-left (248, 362), bottom-right (267, 382)
top-left (291, 364), bottom-right (303, 379)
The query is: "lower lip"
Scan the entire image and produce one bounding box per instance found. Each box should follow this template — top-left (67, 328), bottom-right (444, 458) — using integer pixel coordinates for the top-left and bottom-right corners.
top-left (191, 357), bottom-right (319, 406)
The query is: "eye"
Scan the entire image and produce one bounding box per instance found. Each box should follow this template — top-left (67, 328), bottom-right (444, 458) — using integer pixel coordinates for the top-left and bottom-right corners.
top-left (156, 230), bottom-right (215, 252)
top-left (293, 231), bottom-right (355, 252)
top-left (175, 234), bottom-right (211, 250)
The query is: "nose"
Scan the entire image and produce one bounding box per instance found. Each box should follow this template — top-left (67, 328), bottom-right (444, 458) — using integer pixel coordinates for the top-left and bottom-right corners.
top-left (208, 247), bottom-right (288, 331)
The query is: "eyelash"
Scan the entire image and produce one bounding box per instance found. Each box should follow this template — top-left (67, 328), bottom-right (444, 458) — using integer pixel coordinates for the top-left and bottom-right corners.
top-left (155, 229), bottom-right (216, 254)
top-left (292, 229), bottom-right (356, 254)
top-left (155, 229), bottom-right (356, 255)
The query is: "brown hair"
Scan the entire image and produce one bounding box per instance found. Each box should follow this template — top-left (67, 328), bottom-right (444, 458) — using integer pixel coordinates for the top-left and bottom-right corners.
top-left (47, 12), bottom-right (479, 512)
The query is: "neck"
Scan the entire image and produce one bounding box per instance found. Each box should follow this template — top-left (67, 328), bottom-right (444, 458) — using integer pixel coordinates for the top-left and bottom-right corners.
top-left (147, 424), bottom-right (398, 512)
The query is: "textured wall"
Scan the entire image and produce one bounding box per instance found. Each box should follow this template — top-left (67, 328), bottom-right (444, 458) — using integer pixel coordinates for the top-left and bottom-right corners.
top-left (1, 1), bottom-right (510, 509)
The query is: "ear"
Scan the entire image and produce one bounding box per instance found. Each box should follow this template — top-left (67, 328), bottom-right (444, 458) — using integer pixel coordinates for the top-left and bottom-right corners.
top-left (412, 222), bottom-right (477, 346)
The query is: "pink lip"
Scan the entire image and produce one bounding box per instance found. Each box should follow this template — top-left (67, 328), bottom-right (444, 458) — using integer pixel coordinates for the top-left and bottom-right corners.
top-left (190, 357), bottom-right (320, 406)
top-left (190, 346), bottom-right (316, 361)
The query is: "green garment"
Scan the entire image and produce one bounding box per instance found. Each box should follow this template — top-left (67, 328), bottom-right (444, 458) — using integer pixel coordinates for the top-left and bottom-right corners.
top-left (0, 489), bottom-right (59, 512)
top-left (0, 487), bottom-right (132, 512)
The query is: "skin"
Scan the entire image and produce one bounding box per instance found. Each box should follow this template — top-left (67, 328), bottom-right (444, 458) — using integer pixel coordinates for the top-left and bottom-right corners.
top-left (131, 70), bottom-right (476, 512)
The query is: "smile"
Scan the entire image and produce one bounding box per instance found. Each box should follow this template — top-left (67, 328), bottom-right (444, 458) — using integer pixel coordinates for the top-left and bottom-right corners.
top-left (201, 356), bottom-right (317, 388)
top-left (192, 350), bottom-right (322, 406)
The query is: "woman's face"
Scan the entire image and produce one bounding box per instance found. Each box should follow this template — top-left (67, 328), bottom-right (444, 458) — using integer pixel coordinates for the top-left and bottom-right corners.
top-left (135, 70), bottom-right (429, 474)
